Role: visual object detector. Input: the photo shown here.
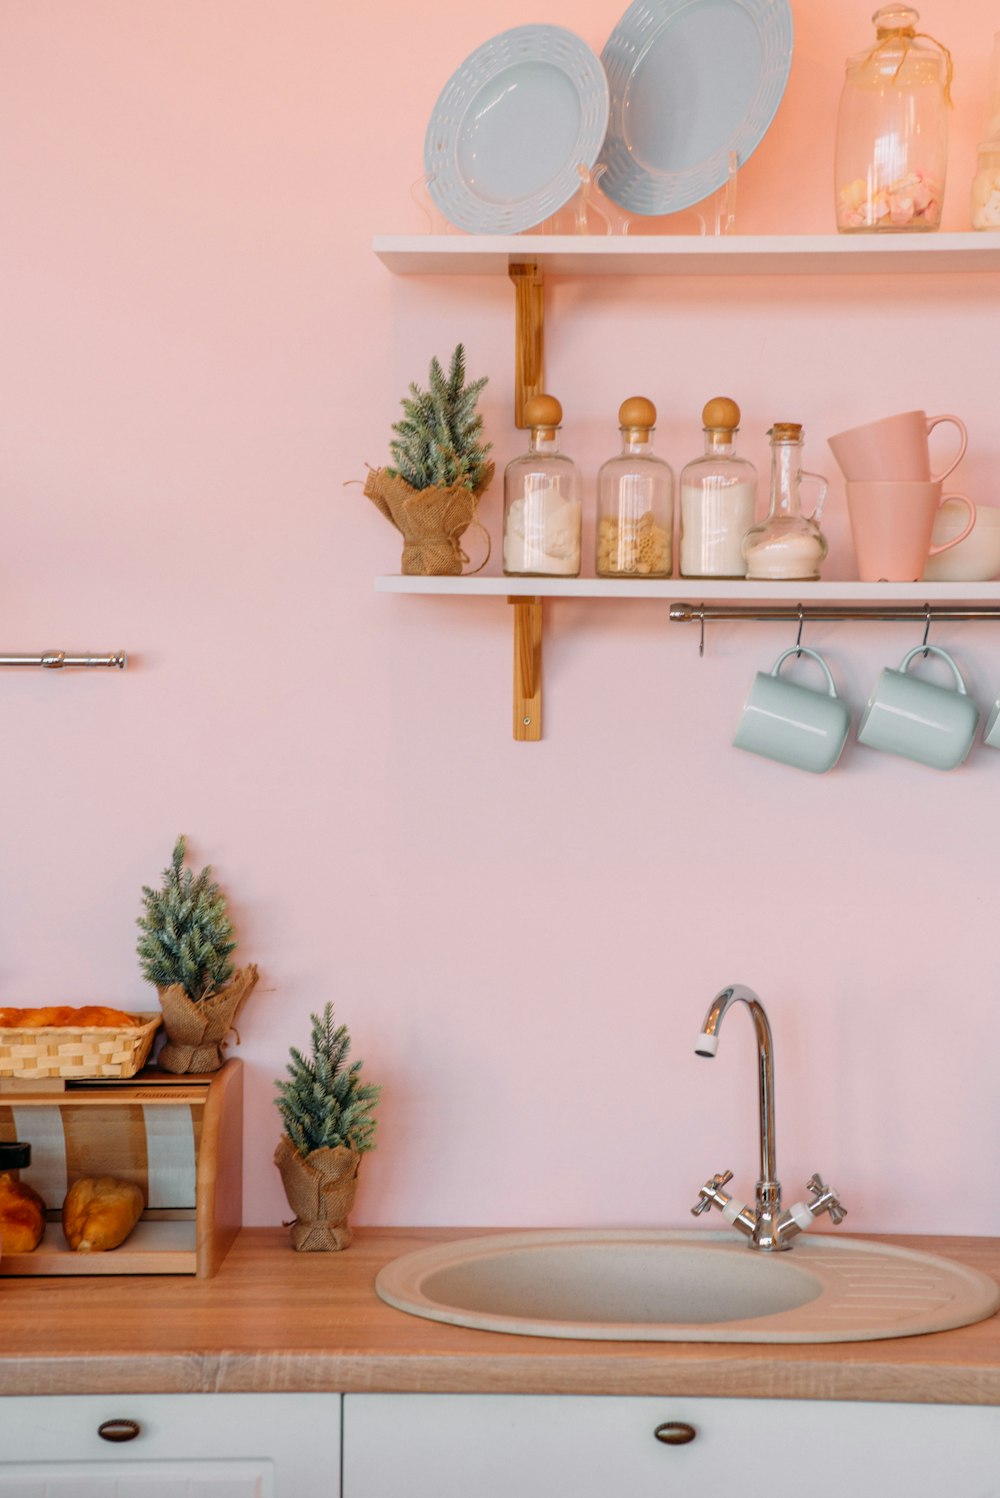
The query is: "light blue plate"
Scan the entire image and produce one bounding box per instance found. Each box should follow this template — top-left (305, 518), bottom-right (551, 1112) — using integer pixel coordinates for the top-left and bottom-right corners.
top-left (424, 25), bottom-right (610, 235)
top-left (598, 0), bottom-right (793, 216)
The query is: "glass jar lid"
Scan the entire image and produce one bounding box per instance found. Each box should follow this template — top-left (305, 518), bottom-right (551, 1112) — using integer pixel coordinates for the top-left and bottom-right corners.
top-left (873, 5), bottom-right (919, 37)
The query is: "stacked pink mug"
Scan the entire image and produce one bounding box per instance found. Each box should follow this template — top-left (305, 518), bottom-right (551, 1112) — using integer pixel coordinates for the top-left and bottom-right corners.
top-left (828, 411), bottom-right (975, 582)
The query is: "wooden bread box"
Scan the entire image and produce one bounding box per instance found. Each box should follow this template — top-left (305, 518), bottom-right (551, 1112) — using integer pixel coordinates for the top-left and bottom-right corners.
top-left (0, 1058), bottom-right (242, 1277)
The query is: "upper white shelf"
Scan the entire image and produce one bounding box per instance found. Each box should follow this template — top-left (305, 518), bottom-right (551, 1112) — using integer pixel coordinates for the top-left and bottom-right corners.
top-left (373, 232), bottom-right (1000, 278)
top-left (376, 577), bottom-right (1000, 603)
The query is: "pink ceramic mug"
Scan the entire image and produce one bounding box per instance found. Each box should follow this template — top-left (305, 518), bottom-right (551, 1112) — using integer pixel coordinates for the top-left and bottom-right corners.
top-left (828, 410), bottom-right (968, 484)
top-left (846, 481), bottom-right (976, 582)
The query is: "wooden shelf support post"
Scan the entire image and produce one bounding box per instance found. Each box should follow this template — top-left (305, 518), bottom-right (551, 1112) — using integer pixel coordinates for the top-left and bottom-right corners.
top-left (508, 262), bottom-right (545, 428)
top-left (510, 596), bottom-right (542, 742)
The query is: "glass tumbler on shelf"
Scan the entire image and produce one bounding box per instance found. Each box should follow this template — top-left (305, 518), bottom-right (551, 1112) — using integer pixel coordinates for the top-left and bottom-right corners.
top-left (503, 395), bottom-right (581, 577)
top-left (595, 397), bottom-right (674, 578)
top-left (679, 397), bottom-right (758, 578)
top-left (834, 6), bottom-right (952, 233)
top-left (742, 424), bottom-right (828, 582)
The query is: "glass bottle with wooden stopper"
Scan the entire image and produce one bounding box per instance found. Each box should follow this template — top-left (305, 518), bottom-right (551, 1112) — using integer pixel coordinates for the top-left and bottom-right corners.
top-left (679, 397), bottom-right (758, 577)
top-left (503, 394), bottom-right (582, 577)
top-left (596, 397), bottom-right (674, 578)
top-left (742, 423), bottom-right (829, 581)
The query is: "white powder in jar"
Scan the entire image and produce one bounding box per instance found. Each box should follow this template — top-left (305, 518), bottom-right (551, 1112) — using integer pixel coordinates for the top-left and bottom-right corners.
top-left (972, 164), bottom-right (1000, 229)
top-left (503, 483), bottom-right (581, 576)
top-left (680, 479), bottom-right (755, 577)
top-left (744, 532), bottom-right (824, 580)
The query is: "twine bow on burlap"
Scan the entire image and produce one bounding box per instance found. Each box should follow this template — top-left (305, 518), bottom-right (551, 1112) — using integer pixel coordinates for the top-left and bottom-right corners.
top-left (273, 1134), bottom-right (361, 1251)
top-left (363, 464), bottom-right (494, 576)
top-left (156, 963), bottom-right (259, 1075)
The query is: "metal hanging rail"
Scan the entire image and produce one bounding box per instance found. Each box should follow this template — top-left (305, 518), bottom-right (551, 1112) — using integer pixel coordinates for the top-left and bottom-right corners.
top-left (0, 651), bottom-right (127, 669)
top-left (669, 603), bottom-right (1000, 624)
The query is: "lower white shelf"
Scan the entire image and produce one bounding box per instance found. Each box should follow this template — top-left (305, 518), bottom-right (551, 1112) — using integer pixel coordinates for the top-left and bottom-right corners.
top-left (375, 575), bottom-right (1000, 741)
top-left (376, 576), bottom-right (1000, 603)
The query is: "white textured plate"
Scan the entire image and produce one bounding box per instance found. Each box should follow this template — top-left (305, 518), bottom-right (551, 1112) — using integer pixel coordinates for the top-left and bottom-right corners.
top-left (598, 0), bottom-right (793, 215)
top-left (424, 25), bottom-right (610, 235)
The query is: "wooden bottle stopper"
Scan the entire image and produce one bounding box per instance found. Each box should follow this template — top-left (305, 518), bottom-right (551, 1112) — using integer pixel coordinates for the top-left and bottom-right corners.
top-left (523, 394), bottom-right (563, 438)
top-left (618, 395), bottom-right (657, 434)
top-left (702, 396), bottom-right (741, 431)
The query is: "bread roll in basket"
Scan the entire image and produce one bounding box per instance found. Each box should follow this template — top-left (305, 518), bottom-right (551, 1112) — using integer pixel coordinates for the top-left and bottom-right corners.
top-left (0, 1006), bottom-right (161, 1080)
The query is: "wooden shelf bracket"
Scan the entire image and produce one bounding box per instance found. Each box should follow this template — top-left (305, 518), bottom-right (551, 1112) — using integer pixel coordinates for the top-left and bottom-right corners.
top-left (508, 262), bottom-right (545, 428)
top-left (510, 596), bottom-right (542, 742)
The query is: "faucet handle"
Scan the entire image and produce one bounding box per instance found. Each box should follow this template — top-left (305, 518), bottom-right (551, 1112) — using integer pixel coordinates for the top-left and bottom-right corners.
top-left (691, 1170), bottom-right (734, 1216)
top-left (806, 1173), bottom-right (847, 1225)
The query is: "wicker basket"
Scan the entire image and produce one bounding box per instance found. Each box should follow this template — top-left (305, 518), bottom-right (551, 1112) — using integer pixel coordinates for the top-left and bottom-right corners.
top-left (0, 1013), bottom-right (161, 1080)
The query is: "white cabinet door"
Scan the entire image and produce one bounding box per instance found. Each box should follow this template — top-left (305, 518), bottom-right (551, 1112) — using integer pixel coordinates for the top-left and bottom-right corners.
top-left (0, 1394), bottom-right (340, 1498)
top-left (343, 1393), bottom-right (1000, 1498)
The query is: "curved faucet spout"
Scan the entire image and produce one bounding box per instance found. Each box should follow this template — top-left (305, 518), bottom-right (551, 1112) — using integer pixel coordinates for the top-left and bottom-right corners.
top-left (692, 984), bottom-right (846, 1250)
top-left (696, 984), bottom-right (777, 1193)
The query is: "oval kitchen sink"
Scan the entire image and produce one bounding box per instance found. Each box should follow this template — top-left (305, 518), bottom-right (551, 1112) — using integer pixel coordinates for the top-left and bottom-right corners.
top-left (375, 1229), bottom-right (1000, 1344)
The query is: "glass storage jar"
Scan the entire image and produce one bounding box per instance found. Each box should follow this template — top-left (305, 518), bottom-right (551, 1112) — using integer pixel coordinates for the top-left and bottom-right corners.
top-left (503, 395), bottom-right (581, 577)
top-left (596, 397), bottom-right (673, 578)
top-left (834, 6), bottom-right (951, 233)
top-left (971, 142), bottom-right (1000, 230)
top-left (679, 397), bottom-right (758, 578)
top-left (984, 30), bottom-right (1000, 141)
top-left (742, 424), bottom-right (828, 581)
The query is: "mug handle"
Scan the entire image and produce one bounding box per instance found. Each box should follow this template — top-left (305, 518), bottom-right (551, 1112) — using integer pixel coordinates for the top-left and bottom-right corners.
top-left (771, 646), bottom-right (839, 697)
top-left (927, 493), bottom-right (976, 557)
top-left (925, 414), bottom-right (968, 484)
top-left (898, 644), bottom-right (969, 694)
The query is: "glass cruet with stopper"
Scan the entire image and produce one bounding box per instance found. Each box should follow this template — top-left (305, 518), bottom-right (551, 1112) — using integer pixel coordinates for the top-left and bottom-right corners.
top-left (503, 394), bottom-right (582, 577)
top-left (679, 397), bottom-right (758, 578)
top-left (834, 6), bottom-right (952, 232)
top-left (742, 424), bottom-right (828, 581)
top-left (596, 396), bottom-right (674, 578)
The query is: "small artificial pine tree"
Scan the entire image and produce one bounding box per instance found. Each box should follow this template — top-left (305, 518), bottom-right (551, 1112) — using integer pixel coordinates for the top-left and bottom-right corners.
top-left (387, 343), bottom-right (491, 493)
top-left (275, 1004), bottom-right (381, 1158)
top-left (136, 836), bottom-right (236, 1003)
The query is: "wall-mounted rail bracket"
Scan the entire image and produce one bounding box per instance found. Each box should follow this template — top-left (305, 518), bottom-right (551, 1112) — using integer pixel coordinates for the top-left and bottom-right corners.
top-left (0, 650), bottom-right (127, 669)
top-left (510, 596), bottom-right (542, 741)
top-left (508, 262), bottom-right (545, 428)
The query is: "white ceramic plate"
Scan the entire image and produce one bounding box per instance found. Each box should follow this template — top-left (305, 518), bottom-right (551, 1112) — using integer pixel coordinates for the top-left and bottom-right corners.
top-left (598, 0), bottom-right (793, 216)
top-left (424, 25), bottom-right (610, 234)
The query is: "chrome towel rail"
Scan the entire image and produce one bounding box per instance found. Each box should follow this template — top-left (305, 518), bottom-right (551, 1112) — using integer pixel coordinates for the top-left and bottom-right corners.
top-left (669, 603), bottom-right (1000, 624)
top-left (0, 650), bottom-right (127, 669)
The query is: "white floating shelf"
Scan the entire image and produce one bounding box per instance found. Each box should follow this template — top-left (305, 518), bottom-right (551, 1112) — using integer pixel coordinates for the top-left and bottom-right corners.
top-left (376, 576), bottom-right (1000, 742)
top-left (373, 232), bottom-right (1000, 278)
top-left (376, 576), bottom-right (1000, 603)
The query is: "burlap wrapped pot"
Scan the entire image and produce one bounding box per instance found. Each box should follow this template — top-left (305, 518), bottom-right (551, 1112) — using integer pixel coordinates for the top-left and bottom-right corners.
top-left (156, 963), bottom-right (259, 1074)
top-left (273, 1133), bottom-right (360, 1251)
top-left (363, 463), bottom-right (493, 576)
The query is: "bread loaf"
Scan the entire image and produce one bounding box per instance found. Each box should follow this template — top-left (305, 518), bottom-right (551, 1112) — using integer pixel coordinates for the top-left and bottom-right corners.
top-left (0, 1171), bottom-right (46, 1252)
top-left (0, 1006), bottom-right (141, 1029)
top-left (62, 1176), bottom-right (144, 1252)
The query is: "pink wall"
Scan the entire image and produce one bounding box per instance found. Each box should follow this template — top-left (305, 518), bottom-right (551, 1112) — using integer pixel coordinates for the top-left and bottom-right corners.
top-left (1, 0), bottom-right (998, 1236)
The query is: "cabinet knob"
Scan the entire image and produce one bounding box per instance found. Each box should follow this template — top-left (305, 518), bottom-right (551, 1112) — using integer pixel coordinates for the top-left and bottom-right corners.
top-left (98, 1418), bottom-right (141, 1443)
top-left (654, 1421), bottom-right (697, 1446)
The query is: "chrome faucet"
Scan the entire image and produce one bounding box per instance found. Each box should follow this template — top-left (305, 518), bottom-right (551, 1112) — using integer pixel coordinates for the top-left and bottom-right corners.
top-left (690, 984), bottom-right (846, 1251)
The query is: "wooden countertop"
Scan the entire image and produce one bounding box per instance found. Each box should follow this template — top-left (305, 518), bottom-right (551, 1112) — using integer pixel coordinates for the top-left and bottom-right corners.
top-left (2, 1228), bottom-right (999, 1404)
